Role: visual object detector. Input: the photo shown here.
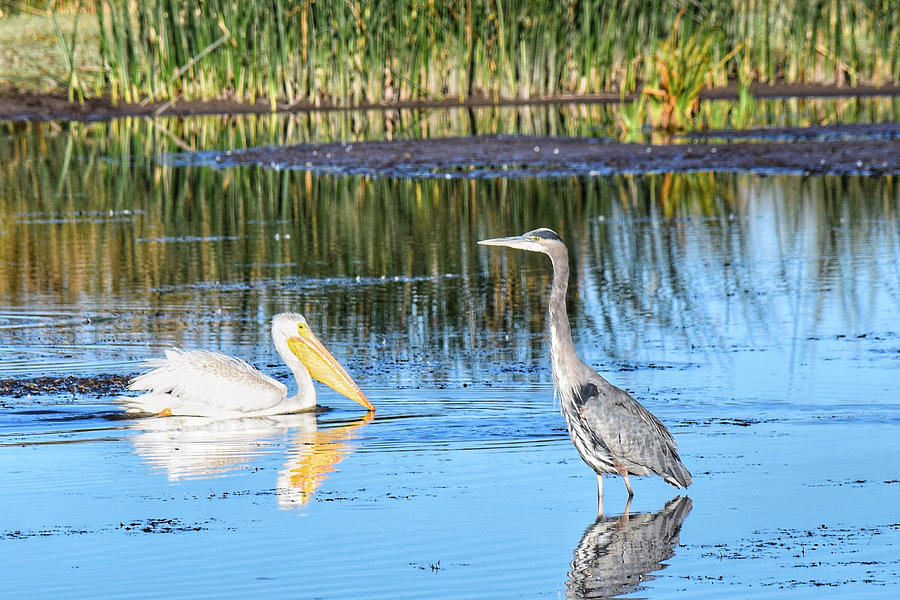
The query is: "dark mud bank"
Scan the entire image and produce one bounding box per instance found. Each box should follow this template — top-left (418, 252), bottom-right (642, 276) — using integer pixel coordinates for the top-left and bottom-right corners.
top-left (207, 128), bottom-right (900, 177)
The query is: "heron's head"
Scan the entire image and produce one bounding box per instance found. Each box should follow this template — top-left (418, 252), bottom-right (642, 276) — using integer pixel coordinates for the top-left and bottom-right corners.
top-left (477, 228), bottom-right (565, 255)
top-left (272, 313), bottom-right (374, 411)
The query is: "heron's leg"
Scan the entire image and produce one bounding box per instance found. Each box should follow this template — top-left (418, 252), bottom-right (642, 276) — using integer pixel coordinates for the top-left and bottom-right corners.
top-left (622, 473), bottom-right (634, 498)
top-left (596, 474), bottom-right (604, 516)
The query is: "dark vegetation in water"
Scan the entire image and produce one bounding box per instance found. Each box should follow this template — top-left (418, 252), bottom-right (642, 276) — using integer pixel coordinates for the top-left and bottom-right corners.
top-left (682, 417), bottom-right (773, 428)
top-left (688, 522), bottom-right (900, 588)
top-left (0, 375), bottom-right (129, 399)
top-left (3, 517), bottom-right (217, 539)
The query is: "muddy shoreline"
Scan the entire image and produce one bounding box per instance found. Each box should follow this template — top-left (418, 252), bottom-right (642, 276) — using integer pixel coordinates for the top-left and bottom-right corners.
top-left (4, 85), bottom-right (899, 176)
top-left (2, 83), bottom-right (900, 122)
top-left (209, 131), bottom-right (900, 177)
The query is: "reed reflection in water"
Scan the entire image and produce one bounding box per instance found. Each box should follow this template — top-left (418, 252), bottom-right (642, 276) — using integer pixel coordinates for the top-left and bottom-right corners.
top-left (1, 116), bottom-right (898, 397)
top-left (566, 496), bottom-right (692, 599)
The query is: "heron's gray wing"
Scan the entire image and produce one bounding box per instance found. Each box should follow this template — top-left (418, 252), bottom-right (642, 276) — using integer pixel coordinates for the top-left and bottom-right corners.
top-left (578, 379), bottom-right (691, 487)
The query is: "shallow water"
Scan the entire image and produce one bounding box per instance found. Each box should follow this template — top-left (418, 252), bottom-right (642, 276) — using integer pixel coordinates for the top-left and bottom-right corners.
top-left (2, 106), bottom-right (900, 598)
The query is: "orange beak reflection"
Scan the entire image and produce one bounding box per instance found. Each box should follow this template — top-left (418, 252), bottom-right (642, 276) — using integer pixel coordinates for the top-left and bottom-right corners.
top-left (286, 325), bottom-right (374, 411)
top-left (281, 412), bottom-right (374, 506)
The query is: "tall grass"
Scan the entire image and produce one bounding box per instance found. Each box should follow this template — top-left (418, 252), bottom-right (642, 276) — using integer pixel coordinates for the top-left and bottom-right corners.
top-left (49, 0), bottom-right (87, 102)
top-left (91, 1), bottom-right (899, 108)
top-left (642, 10), bottom-right (743, 132)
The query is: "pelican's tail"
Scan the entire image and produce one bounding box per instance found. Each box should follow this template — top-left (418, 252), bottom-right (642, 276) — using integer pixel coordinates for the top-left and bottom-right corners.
top-left (120, 392), bottom-right (176, 415)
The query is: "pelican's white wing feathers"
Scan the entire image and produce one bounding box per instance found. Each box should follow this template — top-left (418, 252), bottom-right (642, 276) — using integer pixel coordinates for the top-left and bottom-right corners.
top-left (126, 348), bottom-right (289, 417)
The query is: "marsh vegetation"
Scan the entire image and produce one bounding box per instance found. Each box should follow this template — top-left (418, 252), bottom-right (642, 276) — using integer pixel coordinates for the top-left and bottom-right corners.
top-left (3, 1), bottom-right (899, 132)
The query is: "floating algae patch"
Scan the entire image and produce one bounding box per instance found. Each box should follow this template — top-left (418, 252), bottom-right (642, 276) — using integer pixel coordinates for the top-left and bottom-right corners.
top-left (0, 375), bottom-right (130, 399)
top-left (686, 522), bottom-right (900, 589)
top-left (3, 517), bottom-right (218, 539)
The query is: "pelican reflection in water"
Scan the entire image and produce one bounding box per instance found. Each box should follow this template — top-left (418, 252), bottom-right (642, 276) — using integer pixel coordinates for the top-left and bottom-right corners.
top-left (566, 496), bottom-right (692, 599)
top-left (277, 412), bottom-right (374, 508)
top-left (124, 313), bottom-right (373, 417)
top-left (128, 413), bottom-right (372, 508)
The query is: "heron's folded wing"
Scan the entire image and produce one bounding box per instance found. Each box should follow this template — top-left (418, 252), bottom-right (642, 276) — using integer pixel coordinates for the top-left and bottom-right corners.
top-left (583, 382), bottom-right (689, 484)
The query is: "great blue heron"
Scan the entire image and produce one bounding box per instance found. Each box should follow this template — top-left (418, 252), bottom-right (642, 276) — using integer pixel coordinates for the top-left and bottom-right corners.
top-left (479, 228), bottom-right (691, 513)
top-left (124, 313), bottom-right (373, 417)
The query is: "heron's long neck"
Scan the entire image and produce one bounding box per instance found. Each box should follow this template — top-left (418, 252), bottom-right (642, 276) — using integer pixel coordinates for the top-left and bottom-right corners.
top-left (547, 248), bottom-right (581, 390)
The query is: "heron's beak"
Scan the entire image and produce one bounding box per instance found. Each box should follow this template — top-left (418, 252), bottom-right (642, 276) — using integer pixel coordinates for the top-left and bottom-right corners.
top-left (477, 235), bottom-right (540, 252)
top-left (286, 328), bottom-right (374, 412)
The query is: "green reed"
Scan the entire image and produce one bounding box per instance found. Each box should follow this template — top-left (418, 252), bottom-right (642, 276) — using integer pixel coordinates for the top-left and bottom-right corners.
top-left (89, 1), bottom-right (898, 109)
top-left (642, 10), bottom-right (743, 132)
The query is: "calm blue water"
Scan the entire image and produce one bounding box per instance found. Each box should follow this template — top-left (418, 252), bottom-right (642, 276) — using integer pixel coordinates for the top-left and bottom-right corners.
top-left (1, 111), bottom-right (899, 598)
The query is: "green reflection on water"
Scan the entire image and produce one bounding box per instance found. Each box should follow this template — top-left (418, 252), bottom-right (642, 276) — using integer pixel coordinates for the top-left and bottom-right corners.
top-left (1, 109), bottom-right (898, 386)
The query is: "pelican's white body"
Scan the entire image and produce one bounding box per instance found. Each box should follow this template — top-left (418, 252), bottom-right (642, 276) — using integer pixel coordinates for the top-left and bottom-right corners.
top-left (125, 314), bottom-right (323, 418)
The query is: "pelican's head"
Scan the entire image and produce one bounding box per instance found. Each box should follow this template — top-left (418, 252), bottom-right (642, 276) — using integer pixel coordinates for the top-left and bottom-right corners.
top-left (272, 313), bottom-right (374, 411)
top-left (478, 228), bottom-right (566, 255)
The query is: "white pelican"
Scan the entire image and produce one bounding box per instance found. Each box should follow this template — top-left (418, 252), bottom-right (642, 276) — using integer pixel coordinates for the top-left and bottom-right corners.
top-left (124, 313), bottom-right (373, 417)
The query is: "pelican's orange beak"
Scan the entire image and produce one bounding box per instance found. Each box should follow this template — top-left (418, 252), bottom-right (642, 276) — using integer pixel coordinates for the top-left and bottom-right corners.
top-left (286, 324), bottom-right (374, 411)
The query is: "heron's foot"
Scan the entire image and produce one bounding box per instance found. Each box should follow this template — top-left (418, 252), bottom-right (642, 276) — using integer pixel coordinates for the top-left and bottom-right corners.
top-left (157, 408), bottom-right (173, 417)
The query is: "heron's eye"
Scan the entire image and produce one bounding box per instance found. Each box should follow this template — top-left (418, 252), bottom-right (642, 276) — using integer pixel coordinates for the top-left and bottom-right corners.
top-left (532, 236), bottom-right (540, 241)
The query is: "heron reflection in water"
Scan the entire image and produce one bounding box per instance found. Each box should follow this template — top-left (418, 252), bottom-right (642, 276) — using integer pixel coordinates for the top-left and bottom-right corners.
top-left (479, 229), bottom-right (691, 514)
top-left (566, 496), bottom-right (692, 599)
top-left (128, 412), bottom-right (372, 508)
